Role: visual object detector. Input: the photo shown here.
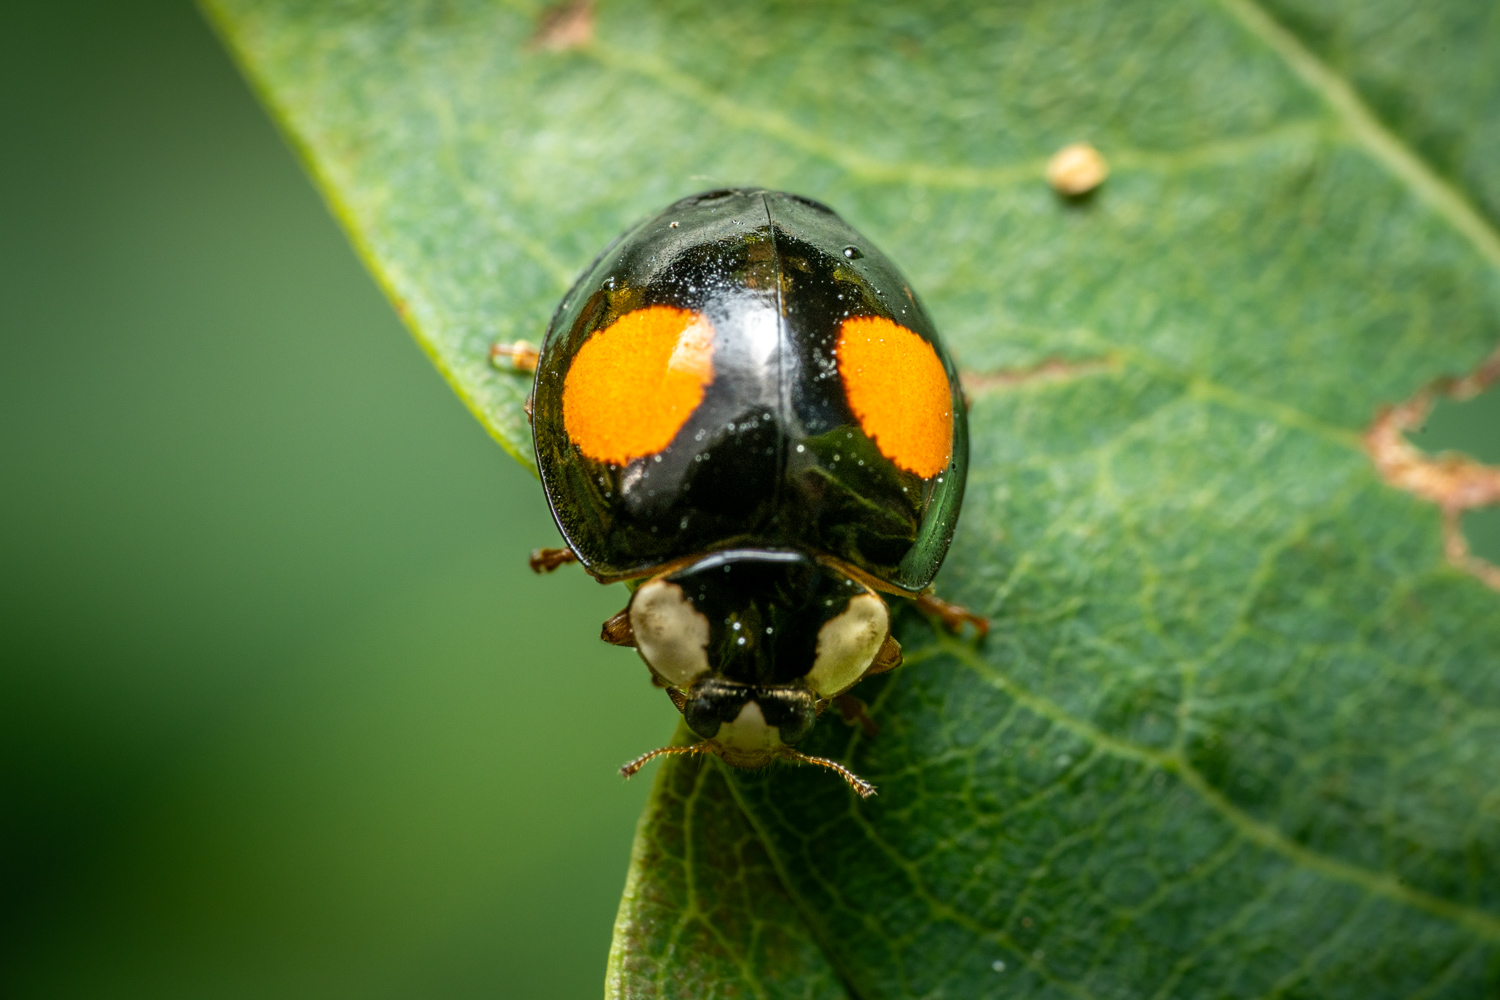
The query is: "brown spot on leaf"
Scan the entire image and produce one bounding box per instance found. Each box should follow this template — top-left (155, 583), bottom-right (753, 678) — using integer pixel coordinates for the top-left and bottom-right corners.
top-left (1364, 345), bottom-right (1500, 591)
top-left (961, 355), bottom-right (1115, 394)
top-left (529, 0), bottom-right (594, 52)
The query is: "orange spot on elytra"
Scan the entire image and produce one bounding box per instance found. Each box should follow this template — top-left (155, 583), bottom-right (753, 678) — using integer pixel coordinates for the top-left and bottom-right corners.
top-left (563, 305), bottom-right (715, 465)
top-left (836, 316), bottom-right (953, 478)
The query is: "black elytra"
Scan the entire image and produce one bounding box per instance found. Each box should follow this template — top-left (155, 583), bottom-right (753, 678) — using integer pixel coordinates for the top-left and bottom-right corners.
top-left (533, 188), bottom-right (967, 588)
top-left (529, 189), bottom-right (971, 774)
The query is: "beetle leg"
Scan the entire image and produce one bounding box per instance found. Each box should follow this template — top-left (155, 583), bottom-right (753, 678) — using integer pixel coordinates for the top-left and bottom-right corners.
top-left (914, 592), bottom-right (990, 638)
top-left (664, 687), bottom-right (688, 712)
top-left (490, 339), bottom-right (539, 373)
top-left (523, 390), bottom-right (534, 423)
top-left (529, 547), bottom-right (578, 573)
top-left (865, 634), bottom-right (903, 676)
top-left (600, 608), bottom-right (635, 646)
top-left (833, 693), bottom-right (879, 737)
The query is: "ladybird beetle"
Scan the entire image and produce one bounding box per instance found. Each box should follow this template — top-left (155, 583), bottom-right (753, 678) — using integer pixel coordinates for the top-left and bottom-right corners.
top-left (517, 189), bottom-right (985, 797)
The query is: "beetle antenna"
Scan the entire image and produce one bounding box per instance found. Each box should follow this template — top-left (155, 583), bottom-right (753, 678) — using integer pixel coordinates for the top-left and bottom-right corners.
top-left (619, 742), bottom-right (713, 780)
top-left (619, 743), bottom-right (877, 798)
top-left (778, 748), bottom-right (878, 798)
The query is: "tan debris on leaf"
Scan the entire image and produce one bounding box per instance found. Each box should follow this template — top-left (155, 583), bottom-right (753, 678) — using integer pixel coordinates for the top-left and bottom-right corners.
top-left (490, 339), bottom-right (540, 374)
top-left (961, 355), bottom-right (1115, 394)
top-left (1045, 142), bottom-right (1109, 196)
top-left (528, 0), bottom-right (594, 52)
top-left (1364, 346), bottom-right (1500, 591)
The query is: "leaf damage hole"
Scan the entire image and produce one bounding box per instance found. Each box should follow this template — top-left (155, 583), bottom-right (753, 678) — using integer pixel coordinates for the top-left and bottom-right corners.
top-left (529, 0), bottom-right (594, 52)
top-left (1364, 345), bottom-right (1500, 591)
top-left (960, 354), bottom-right (1116, 395)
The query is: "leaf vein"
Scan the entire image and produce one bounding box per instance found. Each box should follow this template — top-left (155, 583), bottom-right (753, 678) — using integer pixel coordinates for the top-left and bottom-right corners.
top-left (939, 636), bottom-right (1500, 943)
top-left (584, 36), bottom-right (1331, 192)
top-left (1216, 0), bottom-right (1500, 271)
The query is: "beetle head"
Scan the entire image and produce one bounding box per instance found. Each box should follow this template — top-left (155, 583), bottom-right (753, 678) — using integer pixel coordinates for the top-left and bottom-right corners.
top-left (618, 549), bottom-right (894, 794)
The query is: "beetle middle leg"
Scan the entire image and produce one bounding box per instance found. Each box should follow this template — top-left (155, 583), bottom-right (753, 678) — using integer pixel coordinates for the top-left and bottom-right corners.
top-left (529, 547), bottom-right (579, 573)
top-left (914, 592), bottom-right (989, 638)
top-left (833, 693), bottom-right (879, 737)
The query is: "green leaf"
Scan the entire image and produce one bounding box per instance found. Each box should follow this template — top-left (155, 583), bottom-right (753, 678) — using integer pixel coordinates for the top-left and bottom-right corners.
top-left (607, 722), bottom-right (849, 997)
top-left (204, 0), bottom-right (1500, 996)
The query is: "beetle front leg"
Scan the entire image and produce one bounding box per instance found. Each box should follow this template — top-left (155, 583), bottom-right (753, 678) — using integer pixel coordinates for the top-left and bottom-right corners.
top-left (600, 607), bottom-right (634, 647)
top-left (529, 547), bottom-right (579, 573)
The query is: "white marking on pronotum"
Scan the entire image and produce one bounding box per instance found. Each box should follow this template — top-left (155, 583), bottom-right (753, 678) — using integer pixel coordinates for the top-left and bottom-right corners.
top-left (629, 580), bottom-right (710, 687)
top-left (807, 592), bottom-right (889, 696)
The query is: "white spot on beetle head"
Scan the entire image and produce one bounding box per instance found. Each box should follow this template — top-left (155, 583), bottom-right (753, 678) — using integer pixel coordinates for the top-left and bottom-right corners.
top-left (711, 701), bottom-right (782, 753)
top-left (806, 592), bottom-right (889, 697)
top-left (629, 580), bottom-right (710, 688)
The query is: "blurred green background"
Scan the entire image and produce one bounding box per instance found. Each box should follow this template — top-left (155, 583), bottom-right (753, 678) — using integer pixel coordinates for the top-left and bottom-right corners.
top-left (0, 2), bottom-right (675, 997)
top-left (1, 2), bottom-right (1496, 999)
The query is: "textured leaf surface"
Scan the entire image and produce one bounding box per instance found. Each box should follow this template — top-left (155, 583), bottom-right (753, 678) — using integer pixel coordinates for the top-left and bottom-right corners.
top-left (205, 0), bottom-right (1500, 996)
top-left (607, 723), bottom-right (847, 998)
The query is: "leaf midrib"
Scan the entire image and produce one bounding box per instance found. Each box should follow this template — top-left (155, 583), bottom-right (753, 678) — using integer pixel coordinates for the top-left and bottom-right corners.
top-left (661, 761), bottom-right (774, 1000)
